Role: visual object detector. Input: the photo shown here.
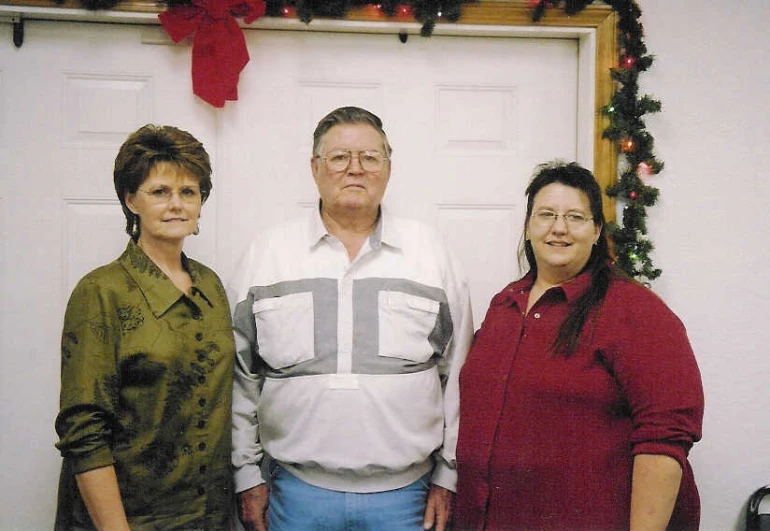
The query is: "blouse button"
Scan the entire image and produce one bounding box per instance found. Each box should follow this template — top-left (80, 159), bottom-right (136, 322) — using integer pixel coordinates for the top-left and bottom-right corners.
top-left (197, 352), bottom-right (207, 362)
top-left (198, 397), bottom-right (207, 407)
top-left (195, 332), bottom-right (204, 341)
top-left (198, 442), bottom-right (207, 451)
top-left (198, 375), bottom-right (207, 385)
top-left (197, 419), bottom-right (206, 429)
top-left (534, 312), bottom-right (541, 319)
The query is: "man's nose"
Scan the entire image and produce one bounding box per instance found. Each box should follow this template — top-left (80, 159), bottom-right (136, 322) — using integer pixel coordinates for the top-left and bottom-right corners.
top-left (347, 154), bottom-right (364, 172)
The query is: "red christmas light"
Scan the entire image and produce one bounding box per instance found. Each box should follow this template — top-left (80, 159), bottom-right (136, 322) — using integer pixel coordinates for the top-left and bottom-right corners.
top-left (620, 55), bottom-right (636, 70)
top-left (620, 138), bottom-right (636, 153)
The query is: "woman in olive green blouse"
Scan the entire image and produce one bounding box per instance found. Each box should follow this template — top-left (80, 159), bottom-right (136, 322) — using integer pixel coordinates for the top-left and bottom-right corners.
top-left (55, 125), bottom-right (236, 530)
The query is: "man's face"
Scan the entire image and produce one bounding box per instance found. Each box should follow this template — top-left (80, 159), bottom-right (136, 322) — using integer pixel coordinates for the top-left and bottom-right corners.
top-left (311, 123), bottom-right (391, 217)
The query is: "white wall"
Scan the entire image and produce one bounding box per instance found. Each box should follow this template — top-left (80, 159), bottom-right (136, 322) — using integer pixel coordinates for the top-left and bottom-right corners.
top-left (639, 1), bottom-right (770, 528)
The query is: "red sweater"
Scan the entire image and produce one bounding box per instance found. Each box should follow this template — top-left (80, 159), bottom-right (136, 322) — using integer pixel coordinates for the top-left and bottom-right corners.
top-left (455, 269), bottom-right (704, 531)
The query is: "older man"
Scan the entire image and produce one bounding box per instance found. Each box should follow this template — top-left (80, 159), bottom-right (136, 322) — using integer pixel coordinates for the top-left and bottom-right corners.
top-left (229, 106), bottom-right (473, 531)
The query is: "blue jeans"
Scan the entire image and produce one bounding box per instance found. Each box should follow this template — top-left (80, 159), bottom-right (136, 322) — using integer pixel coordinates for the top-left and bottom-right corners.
top-left (267, 465), bottom-right (430, 530)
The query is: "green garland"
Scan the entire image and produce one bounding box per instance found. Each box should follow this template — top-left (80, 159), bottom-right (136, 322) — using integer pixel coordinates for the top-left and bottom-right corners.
top-left (264, 1), bottom-right (467, 37)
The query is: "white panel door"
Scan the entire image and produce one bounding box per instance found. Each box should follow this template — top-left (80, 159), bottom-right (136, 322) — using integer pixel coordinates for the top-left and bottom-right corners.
top-left (0, 20), bottom-right (580, 529)
top-left (219, 29), bottom-right (579, 324)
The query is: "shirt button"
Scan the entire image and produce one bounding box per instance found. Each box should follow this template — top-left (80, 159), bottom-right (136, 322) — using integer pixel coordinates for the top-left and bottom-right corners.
top-left (197, 352), bottom-right (207, 362)
top-left (198, 442), bottom-right (207, 451)
top-left (534, 313), bottom-right (541, 319)
top-left (198, 375), bottom-right (206, 385)
top-left (197, 419), bottom-right (206, 429)
top-left (198, 397), bottom-right (207, 407)
top-left (195, 332), bottom-right (204, 341)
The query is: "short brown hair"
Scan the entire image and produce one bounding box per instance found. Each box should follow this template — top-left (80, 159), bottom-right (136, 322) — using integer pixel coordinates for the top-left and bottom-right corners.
top-left (113, 124), bottom-right (212, 240)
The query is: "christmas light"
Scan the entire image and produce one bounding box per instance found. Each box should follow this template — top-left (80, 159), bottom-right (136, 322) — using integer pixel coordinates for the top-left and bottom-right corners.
top-left (620, 55), bottom-right (636, 69)
top-left (620, 138), bottom-right (636, 153)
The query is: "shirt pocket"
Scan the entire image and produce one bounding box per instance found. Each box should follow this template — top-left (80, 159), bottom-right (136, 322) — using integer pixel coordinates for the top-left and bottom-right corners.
top-left (378, 291), bottom-right (440, 363)
top-left (252, 292), bottom-right (315, 369)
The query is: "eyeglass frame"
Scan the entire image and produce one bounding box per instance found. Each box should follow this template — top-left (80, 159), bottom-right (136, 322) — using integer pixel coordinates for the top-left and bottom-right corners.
top-left (530, 210), bottom-right (595, 229)
top-left (315, 149), bottom-right (390, 173)
top-left (136, 185), bottom-right (202, 204)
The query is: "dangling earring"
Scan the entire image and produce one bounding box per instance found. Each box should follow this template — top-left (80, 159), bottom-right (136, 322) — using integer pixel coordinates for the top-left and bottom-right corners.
top-left (131, 215), bottom-right (140, 237)
top-left (193, 222), bottom-right (200, 236)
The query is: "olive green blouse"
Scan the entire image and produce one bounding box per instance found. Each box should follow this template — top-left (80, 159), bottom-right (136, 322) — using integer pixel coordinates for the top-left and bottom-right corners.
top-left (55, 240), bottom-right (235, 530)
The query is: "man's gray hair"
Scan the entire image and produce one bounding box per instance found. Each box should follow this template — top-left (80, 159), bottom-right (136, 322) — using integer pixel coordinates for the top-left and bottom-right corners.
top-left (312, 106), bottom-right (393, 157)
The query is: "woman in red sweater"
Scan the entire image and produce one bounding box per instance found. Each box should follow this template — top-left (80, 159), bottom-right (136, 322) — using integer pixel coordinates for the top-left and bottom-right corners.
top-left (454, 161), bottom-right (703, 531)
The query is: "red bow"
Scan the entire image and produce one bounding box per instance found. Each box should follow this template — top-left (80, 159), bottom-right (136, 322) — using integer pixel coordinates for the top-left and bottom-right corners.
top-left (159, 0), bottom-right (266, 107)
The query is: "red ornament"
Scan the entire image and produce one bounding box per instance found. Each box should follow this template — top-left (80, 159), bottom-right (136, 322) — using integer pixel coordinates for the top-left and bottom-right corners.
top-left (628, 191), bottom-right (639, 200)
top-left (620, 55), bottom-right (636, 70)
top-left (620, 138), bottom-right (636, 153)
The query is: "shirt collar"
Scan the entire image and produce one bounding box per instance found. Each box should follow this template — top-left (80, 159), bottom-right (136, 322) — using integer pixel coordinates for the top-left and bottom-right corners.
top-left (504, 267), bottom-right (593, 307)
top-left (119, 240), bottom-right (198, 317)
top-left (306, 201), bottom-right (402, 251)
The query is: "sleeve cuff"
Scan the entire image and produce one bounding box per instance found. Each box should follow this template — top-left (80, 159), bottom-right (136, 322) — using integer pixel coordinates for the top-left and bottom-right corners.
top-left (430, 460), bottom-right (458, 493)
top-left (68, 447), bottom-right (115, 475)
top-left (632, 440), bottom-right (689, 470)
top-left (234, 463), bottom-right (266, 494)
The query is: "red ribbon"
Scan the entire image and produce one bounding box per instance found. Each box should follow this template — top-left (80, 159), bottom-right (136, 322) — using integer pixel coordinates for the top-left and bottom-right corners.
top-left (159, 0), bottom-right (266, 108)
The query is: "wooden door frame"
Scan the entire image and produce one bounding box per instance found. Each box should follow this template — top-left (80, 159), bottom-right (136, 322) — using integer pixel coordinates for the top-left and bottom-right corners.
top-left (0, 0), bottom-right (618, 221)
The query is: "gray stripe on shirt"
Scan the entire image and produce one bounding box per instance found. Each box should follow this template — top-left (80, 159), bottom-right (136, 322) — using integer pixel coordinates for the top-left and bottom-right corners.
top-left (239, 277), bottom-right (452, 378)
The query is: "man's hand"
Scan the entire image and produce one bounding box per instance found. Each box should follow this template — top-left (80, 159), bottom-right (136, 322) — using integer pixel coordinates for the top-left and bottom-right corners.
top-left (423, 484), bottom-right (454, 531)
top-left (237, 484), bottom-right (269, 531)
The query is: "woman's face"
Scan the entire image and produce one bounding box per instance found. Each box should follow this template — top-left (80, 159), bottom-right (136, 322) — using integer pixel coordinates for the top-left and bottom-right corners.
top-left (526, 182), bottom-right (601, 284)
top-left (125, 161), bottom-right (202, 247)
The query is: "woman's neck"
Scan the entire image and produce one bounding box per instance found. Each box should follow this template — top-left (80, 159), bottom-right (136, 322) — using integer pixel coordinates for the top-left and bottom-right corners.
top-left (137, 237), bottom-right (185, 275)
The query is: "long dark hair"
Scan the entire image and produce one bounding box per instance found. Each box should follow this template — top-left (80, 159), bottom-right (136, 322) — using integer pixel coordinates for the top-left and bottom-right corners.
top-left (519, 161), bottom-right (615, 356)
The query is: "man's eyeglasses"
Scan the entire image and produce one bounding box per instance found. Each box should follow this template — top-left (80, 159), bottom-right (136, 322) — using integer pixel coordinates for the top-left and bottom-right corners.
top-left (137, 185), bottom-right (201, 204)
top-left (530, 210), bottom-right (594, 229)
top-left (317, 150), bottom-right (389, 173)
